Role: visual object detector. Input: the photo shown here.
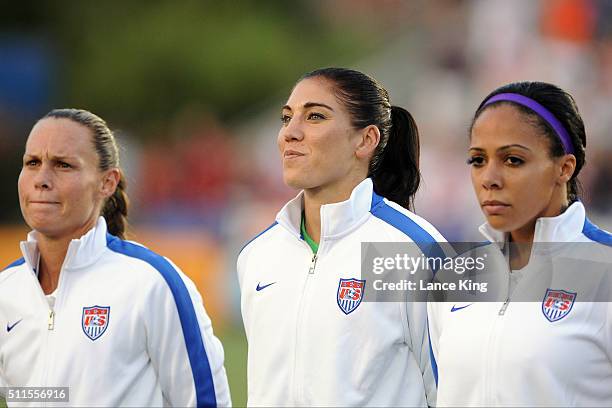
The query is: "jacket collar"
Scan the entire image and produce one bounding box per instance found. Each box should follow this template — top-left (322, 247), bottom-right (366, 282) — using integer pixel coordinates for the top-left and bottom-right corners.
top-left (479, 201), bottom-right (586, 243)
top-left (276, 178), bottom-right (374, 240)
top-left (20, 217), bottom-right (110, 273)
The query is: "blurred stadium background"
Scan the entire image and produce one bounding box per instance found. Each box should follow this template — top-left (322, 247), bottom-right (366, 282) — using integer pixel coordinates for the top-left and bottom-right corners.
top-left (1, 0), bottom-right (611, 406)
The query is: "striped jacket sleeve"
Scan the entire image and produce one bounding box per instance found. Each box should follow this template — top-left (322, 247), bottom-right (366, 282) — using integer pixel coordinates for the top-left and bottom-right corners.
top-left (144, 259), bottom-right (231, 407)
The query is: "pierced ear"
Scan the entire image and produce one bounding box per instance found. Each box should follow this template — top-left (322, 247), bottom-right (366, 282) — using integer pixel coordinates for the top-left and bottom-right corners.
top-left (558, 154), bottom-right (577, 185)
top-left (355, 125), bottom-right (380, 160)
top-left (100, 168), bottom-right (121, 199)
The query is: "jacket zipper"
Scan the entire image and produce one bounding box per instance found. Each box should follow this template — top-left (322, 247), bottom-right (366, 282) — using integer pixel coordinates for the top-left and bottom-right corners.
top-left (484, 254), bottom-right (513, 405)
top-left (28, 271), bottom-right (55, 408)
top-left (308, 254), bottom-right (318, 274)
top-left (35, 262), bottom-right (68, 408)
top-left (293, 248), bottom-right (320, 405)
top-left (498, 297), bottom-right (510, 315)
top-left (40, 309), bottom-right (56, 408)
top-left (47, 311), bottom-right (55, 330)
top-left (483, 309), bottom-right (504, 406)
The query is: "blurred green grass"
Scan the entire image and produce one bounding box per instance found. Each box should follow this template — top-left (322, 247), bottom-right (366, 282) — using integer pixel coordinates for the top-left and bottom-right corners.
top-left (0, 326), bottom-right (247, 408)
top-left (218, 325), bottom-right (248, 407)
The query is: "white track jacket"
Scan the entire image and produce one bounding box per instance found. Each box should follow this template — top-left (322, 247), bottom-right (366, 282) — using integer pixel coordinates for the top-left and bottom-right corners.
top-left (428, 202), bottom-right (612, 406)
top-left (0, 217), bottom-right (230, 407)
top-left (238, 178), bottom-right (446, 406)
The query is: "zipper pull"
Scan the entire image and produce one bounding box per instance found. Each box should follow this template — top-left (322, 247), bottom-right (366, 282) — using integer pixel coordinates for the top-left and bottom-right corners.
top-left (308, 254), bottom-right (318, 275)
top-left (498, 298), bottom-right (510, 316)
top-left (48, 310), bottom-right (55, 330)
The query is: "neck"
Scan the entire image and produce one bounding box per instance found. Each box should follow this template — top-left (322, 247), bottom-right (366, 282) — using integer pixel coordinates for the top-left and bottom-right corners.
top-left (302, 175), bottom-right (365, 244)
top-left (36, 234), bottom-right (72, 295)
top-left (509, 219), bottom-right (536, 244)
top-left (34, 216), bottom-right (99, 295)
top-left (508, 195), bottom-right (569, 269)
top-left (509, 196), bottom-right (569, 244)
top-left (508, 238), bottom-right (533, 270)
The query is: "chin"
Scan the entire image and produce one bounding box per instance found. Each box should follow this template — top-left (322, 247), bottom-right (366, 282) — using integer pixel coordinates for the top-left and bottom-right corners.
top-left (24, 214), bottom-right (64, 237)
top-left (283, 172), bottom-right (312, 190)
top-left (28, 219), bottom-right (60, 234)
top-left (24, 216), bottom-right (51, 232)
top-left (485, 215), bottom-right (513, 232)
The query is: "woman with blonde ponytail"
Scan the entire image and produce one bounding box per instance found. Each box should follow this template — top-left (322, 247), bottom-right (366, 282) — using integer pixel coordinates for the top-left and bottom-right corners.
top-left (0, 109), bottom-right (231, 407)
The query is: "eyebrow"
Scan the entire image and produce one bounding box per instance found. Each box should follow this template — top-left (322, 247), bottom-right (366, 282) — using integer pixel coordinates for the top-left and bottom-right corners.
top-left (469, 144), bottom-right (532, 153)
top-left (282, 102), bottom-right (335, 112)
top-left (23, 153), bottom-right (78, 162)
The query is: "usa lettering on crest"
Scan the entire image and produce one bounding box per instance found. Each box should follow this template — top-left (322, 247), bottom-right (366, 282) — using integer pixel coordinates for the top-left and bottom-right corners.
top-left (337, 278), bottom-right (365, 315)
top-left (82, 306), bottom-right (110, 341)
top-left (541, 289), bottom-right (576, 322)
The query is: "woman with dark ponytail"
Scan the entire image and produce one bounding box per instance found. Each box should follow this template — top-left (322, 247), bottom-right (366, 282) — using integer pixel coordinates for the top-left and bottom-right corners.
top-left (1, 109), bottom-right (231, 406)
top-left (238, 68), bottom-right (447, 406)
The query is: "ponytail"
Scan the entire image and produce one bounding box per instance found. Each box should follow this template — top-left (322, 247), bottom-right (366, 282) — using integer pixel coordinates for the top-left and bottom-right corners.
top-left (102, 172), bottom-right (129, 239)
top-left (370, 106), bottom-right (421, 210)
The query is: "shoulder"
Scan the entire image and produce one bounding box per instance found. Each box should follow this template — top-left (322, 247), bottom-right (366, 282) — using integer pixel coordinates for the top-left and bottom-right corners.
top-left (582, 217), bottom-right (612, 247)
top-left (369, 196), bottom-right (448, 259)
top-left (369, 195), bottom-right (447, 243)
top-left (104, 233), bottom-right (194, 295)
top-left (236, 221), bottom-right (289, 289)
top-left (238, 221), bottom-right (281, 260)
top-left (0, 258), bottom-right (26, 284)
top-left (2, 257), bottom-right (25, 272)
top-left (105, 234), bottom-right (170, 272)
top-left (570, 218), bottom-right (612, 266)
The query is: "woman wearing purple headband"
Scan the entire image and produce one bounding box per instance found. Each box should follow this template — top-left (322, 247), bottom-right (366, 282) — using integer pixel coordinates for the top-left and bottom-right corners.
top-left (428, 81), bottom-right (612, 406)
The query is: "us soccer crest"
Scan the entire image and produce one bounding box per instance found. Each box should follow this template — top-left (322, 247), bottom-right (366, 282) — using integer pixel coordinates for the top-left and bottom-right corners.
top-left (541, 289), bottom-right (576, 322)
top-left (82, 306), bottom-right (110, 341)
top-left (337, 278), bottom-right (365, 315)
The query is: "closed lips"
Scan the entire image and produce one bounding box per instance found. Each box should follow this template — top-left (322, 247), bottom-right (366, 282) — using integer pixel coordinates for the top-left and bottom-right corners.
top-left (482, 200), bottom-right (509, 207)
top-left (284, 150), bottom-right (304, 158)
top-left (481, 200), bottom-right (510, 215)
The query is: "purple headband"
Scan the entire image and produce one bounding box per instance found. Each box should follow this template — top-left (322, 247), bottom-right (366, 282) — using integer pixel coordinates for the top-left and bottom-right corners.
top-left (483, 92), bottom-right (574, 154)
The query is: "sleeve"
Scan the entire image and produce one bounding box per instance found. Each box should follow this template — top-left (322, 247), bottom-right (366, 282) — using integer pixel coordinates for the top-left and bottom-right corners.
top-left (0, 309), bottom-right (8, 398)
top-left (405, 300), bottom-right (437, 407)
top-left (426, 301), bottom-right (442, 402)
top-left (236, 245), bottom-right (249, 293)
top-left (144, 259), bottom-right (231, 407)
top-left (422, 242), bottom-right (459, 407)
top-left (404, 240), bottom-right (454, 407)
top-left (0, 369), bottom-right (6, 397)
top-left (607, 294), bottom-right (612, 363)
top-left (237, 244), bottom-right (255, 339)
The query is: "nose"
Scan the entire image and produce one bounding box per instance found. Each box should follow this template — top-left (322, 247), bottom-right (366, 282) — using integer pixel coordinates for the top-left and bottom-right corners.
top-left (279, 116), bottom-right (305, 143)
top-left (480, 161), bottom-right (503, 190)
top-left (33, 164), bottom-right (53, 191)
